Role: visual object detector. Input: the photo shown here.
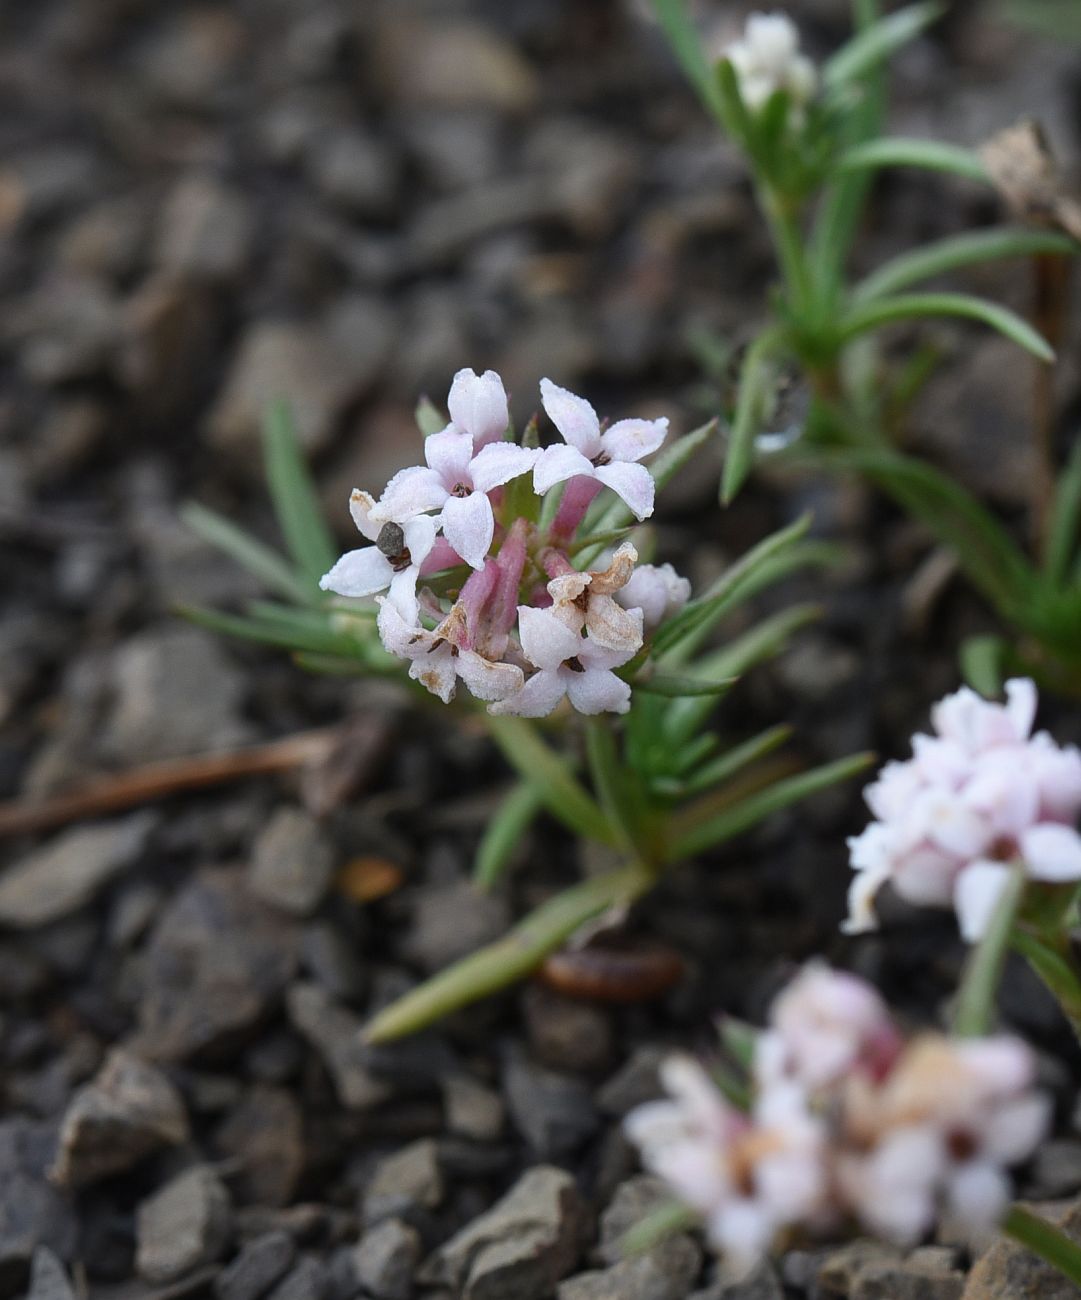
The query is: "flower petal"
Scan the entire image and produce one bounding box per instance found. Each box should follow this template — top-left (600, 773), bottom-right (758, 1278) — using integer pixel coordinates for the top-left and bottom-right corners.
top-left (566, 666), bottom-right (632, 715)
top-left (456, 650), bottom-right (524, 702)
top-left (595, 460), bottom-right (655, 520)
top-left (469, 442), bottom-right (539, 493)
top-left (409, 643), bottom-right (458, 704)
top-left (319, 547), bottom-right (392, 597)
top-left (946, 1162), bottom-right (1010, 1231)
top-left (348, 489), bottom-right (380, 541)
top-left (373, 465), bottom-right (448, 520)
top-left (385, 566), bottom-right (421, 625)
top-left (954, 861), bottom-right (1012, 943)
top-left (584, 595), bottom-right (644, 653)
top-left (1020, 822), bottom-right (1081, 881)
top-left (448, 368), bottom-right (509, 448)
top-left (488, 669), bottom-right (567, 717)
top-left (517, 605), bottom-right (581, 670)
top-left (601, 417), bottom-right (669, 464)
top-left (540, 377), bottom-right (601, 454)
top-left (401, 514), bottom-right (438, 568)
top-left (533, 444), bottom-right (595, 495)
top-left (441, 491), bottom-right (494, 570)
top-left (424, 428), bottom-right (474, 485)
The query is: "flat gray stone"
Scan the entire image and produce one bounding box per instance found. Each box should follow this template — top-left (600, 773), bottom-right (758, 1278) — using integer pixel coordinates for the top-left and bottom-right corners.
top-left (249, 809), bottom-right (336, 917)
top-left (353, 1218), bottom-right (421, 1300)
top-left (136, 1165), bottom-right (232, 1283)
top-left (285, 983), bottom-right (389, 1110)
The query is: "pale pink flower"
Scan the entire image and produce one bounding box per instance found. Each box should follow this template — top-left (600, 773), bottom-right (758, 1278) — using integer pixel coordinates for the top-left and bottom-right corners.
top-left (545, 542), bottom-right (644, 654)
top-left (756, 961), bottom-right (901, 1092)
top-left (725, 12), bottom-right (817, 112)
top-left (625, 1058), bottom-right (830, 1278)
top-left (532, 379), bottom-right (668, 521)
top-left (376, 597), bottom-right (523, 705)
top-left (320, 489), bottom-right (437, 616)
top-left (488, 605), bottom-right (641, 717)
top-left (839, 1034), bottom-right (1049, 1243)
top-left (615, 561), bottom-right (691, 633)
top-left (444, 367), bottom-right (511, 449)
top-left (372, 428), bottom-right (537, 571)
top-left (845, 679), bottom-right (1081, 941)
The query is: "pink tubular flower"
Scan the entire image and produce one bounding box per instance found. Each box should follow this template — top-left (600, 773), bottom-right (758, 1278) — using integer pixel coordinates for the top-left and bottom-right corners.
top-left (839, 1035), bottom-right (1049, 1245)
top-left (488, 604), bottom-right (642, 718)
top-left (372, 428), bottom-right (537, 571)
top-left (444, 367), bottom-right (511, 449)
top-left (755, 961), bottom-right (902, 1092)
top-left (533, 379), bottom-right (668, 521)
top-left (845, 678), bottom-right (1081, 941)
top-left (544, 541), bottom-right (644, 654)
top-left (319, 489), bottom-right (436, 615)
top-left (615, 561), bottom-right (691, 633)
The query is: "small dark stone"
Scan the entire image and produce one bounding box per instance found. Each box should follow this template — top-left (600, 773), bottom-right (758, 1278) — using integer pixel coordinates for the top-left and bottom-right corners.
top-left (352, 1218), bottom-right (421, 1300)
top-left (215, 1232), bottom-right (296, 1300)
top-left (523, 986), bottom-right (615, 1074)
top-left (442, 1074), bottom-right (505, 1141)
top-left (265, 1256), bottom-right (328, 1300)
top-left (214, 1087), bottom-right (304, 1209)
top-left (249, 810), bottom-right (336, 918)
top-left (502, 1050), bottom-right (600, 1159)
top-left (285, 983), bottom-right (389, 1110)
top-left (0, 1118), bottom-right (78, 1289)
top-left (26, 1248), bottom-right (75, 1300)
top-left (136, 1166), bottom-right (233, 1284)
top-left (51, 1048), bottom-right (189, 1188)
top-left (364, 1139), bottom-right (443, 1225)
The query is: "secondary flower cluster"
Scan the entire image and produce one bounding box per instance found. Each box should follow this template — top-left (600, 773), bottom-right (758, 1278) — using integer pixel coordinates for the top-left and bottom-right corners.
top-left (724, 11), bottom-right (817, 112)
top-left (320, 368), bottom-right (690, 716)
top-left (846, 679), bottom-right (1081, 941)
top-left (625, 963), bottom-right (1048, 1277)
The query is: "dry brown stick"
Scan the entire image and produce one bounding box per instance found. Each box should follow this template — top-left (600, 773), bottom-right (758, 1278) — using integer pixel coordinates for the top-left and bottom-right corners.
top-left (0, 728), bottom-right (342, 838)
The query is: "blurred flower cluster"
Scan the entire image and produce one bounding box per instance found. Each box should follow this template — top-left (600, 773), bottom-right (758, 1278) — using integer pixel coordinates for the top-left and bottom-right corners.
top-left (625, 963), bottom-right (1049, 1277)
top-left (319, 369), bottom-right (688, 716)
top-left (846, 679), bottom-right (1081, 941)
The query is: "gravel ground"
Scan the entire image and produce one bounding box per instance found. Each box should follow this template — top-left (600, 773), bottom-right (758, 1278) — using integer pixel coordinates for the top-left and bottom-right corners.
top-left (3, 1), bottom-right (1081, 1297)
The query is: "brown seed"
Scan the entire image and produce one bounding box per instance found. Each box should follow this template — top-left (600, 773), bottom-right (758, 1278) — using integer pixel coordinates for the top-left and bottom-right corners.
top-left (537, 942), bottom-right (685, 1003)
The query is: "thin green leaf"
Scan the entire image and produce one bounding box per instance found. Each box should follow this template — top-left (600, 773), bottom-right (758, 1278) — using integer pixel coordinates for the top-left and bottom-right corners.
top-left (570, 527), bottom-right (634, 556)
top-left (181, 503), bottom-right (315, 606)
top-left (718, 1016), bottom-right (758, 1072)
top-left (416, 395), bottom-right (446, 437)
top-left (649, 0), bottom-right (726, 123)
top-left (484, 715), bottom-right (616, 846)
top-left (619, 1202), bottom-right (700, 1257)
top-left (675, 724), bottom-right (794, 799)
top-left (653, 514), bottom-right (813, 656)
top-left (363, 861), bottom-right (655, 1042)
top-left (811, 446), bottom-right (1033, 612)
top-left (1046, 436), bottom-right (1081, 582)
top-left (840, 291), bottom-right (1055, 362)
top-left (824, 3), bottom-right (944, 89)
top-left (722, 329), bottom-right (786, 504)
top-left (960, 635), bottom-right (1008, 698)
top-left (836, 137), bottom-right (988, 185)
top-left (853, 227), bottom-right (1076, 303)
top-left (474, 782), bottom-right (545, 891)
top-left (666, 752), bottom-right (874, 863)
top-left (636, 674), bottom-right (738, 698)
top-left (585, 720), bottom-right (642, 855)
top-left (177, 603), bottom-right (365, 657)
top-left (293, 653), bottom-right (368, 676)
top-left (262, 399), bottom-right (338, 585)
top-left (953, 863), bottom-right (1025, 1037)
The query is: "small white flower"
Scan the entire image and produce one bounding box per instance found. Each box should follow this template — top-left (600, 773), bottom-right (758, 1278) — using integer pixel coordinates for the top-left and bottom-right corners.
top-left (488, 605), bottom-right (642, 717)
top-left (725, 12), bottom-right (817, 112)
top-left (615, 561), bottom-right (691, 632)
top-left (445, 367), bottom-right (511, 449)
top-left (546, 542), bottom-right (644, 654)
top-left (533, 379), bottom-right (668, 521)
top-left (373, 428), bottom-right (537, 570)
top-left (319, 489), bottom-right (436, 618)
top-left (377, 598), bottom-right (523, 705)
top-left (757, 961), bottom-right (900, 1092)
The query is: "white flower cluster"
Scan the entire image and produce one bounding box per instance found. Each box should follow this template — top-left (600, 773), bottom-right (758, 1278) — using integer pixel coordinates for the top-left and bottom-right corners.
top-left (320, 368), bottom-right (690, 717)
top-left (846, 679), bottom-right (1081, 941)
top-left (725, 12), bottom-right (817, 112)
top-left (625, 963), bottom-right (1048, 1277)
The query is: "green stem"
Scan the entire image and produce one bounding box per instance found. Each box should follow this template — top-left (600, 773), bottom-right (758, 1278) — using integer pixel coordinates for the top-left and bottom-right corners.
top-left (761, 186), bottom-right (812, 316)
top-left (1011, 927), bottom-right (1081, 1045)
top-left (363, 861), bottom-right (656, 1042)
top-left (952, 865), bottom-right (1025, 1037)
top-left (1002, 1205), bottom-right (1081, 1288)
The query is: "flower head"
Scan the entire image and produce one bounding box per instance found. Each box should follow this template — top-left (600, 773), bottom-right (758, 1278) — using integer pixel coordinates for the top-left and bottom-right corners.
top-left (845, 679), bottom-right (1081, 940)
top-left (489, 604), bottom-right (642, 718)
top-left (533, 379), bottom-right (668, 521)
top-left (546, 541), bottom-right (644, 653)
top-left (616, 561), bottom-right (691, 633)
top-left (725, 12), bottom-right (817, 112)
top-left (319, 489), bottom-right (436, 615)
